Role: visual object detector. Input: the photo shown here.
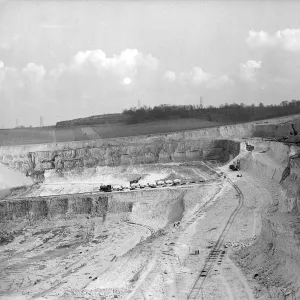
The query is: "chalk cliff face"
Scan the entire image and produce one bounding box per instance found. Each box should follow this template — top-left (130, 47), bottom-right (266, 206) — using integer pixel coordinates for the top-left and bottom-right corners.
top-left (236, 141), bottom-right (300, 299)
top-left (0, 139), bottom-right (240, 183)
top-left (239, 140), bottom-right (300, 212)
top-left (0, 194), bottom-right (109, 222)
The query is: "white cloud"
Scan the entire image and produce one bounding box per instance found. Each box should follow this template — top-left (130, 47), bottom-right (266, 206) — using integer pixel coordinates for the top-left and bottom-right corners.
top-left (178, 66), bottom-right (233, 88)
top-left (71, 48), bottom-right (159, 78)
top-left (48, 63), bottom-right (67, 79)
top-left (179, 67), bottom-right (212, 85)
top-left (163, 70), bottom-right (176, 81)
top-left (190, 67), bottom-right (212, 84)
top-left (240, 60), bottom-right (262, 82)
top-left (0, 62), bottom-right (20, 89)
top-left (22, 63), bottom-right (46, 82)
top-left (247, 29), bottom-right (300, 52)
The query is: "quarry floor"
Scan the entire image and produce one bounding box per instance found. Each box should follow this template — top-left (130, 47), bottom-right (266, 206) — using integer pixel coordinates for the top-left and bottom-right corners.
top-left (6, 162), bottom-right (215, 199)
top-left (0, 158), bottom-right (281, 300)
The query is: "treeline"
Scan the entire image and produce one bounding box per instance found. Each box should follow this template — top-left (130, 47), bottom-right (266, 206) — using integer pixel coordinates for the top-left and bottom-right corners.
top-left (122, 100), bottom-right (300, 124)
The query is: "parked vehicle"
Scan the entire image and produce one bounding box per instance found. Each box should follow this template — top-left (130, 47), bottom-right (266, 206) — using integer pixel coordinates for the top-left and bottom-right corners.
top-left (156, 180), bottom-right (165, 186)
top-left (148, 182), bottom-right (157, 188)
top-left (131, 183), bottom-right (139, 189)
top-left (112, 185), bottom-right (122, 191)
top-left (173, 179), bottom-right (181, 185)
top-left (99, 184), bottom-right (112, 192)
top-left (130, 176), bottom-right (142, 185)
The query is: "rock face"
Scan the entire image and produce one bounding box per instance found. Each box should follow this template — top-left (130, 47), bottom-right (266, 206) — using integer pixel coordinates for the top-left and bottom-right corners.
top-left (0, 139), bottom-right (240, 183)
top-left (0, 194), bottom-right (109, 222)
top-left (235, 141), bottom-right (300, 299)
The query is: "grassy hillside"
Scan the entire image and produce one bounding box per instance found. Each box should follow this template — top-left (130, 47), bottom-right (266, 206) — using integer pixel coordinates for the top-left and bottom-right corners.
top-left (55, 118), bottom-right (224, 142)
top-left (0, 127), bottom-right (56, 146)
top-left (1, 112), bottom-right (300, 146)
top-left (0, 118), bottom-right (224, 146)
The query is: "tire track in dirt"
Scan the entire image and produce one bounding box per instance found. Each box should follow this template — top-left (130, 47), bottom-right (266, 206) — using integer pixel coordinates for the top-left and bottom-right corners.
top-left (187, 177), bottom-right (244, 299)
top-left (31, 221), bottom-right (141, 298)
top-left (216, 173), bottom-right (267, 300)
top-left (125, 177), bottom-right (226, 300)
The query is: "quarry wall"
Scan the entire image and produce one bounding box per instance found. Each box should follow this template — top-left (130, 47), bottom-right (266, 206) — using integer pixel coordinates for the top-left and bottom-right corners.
top-left (237, 140), bottom-right (300, 298)
top-left (0, 194), bottom-right (110, 222)
top-left (253, 119), bottom-right (300, 138)
top-left (0, 184), bottom-right (220, 226)
top-left (0, 139), bottom-right (240, 182)
top-left (240, 140), bottom-right (300, 212)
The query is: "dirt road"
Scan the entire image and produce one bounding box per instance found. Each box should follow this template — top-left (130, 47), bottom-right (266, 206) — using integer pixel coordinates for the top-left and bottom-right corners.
top-left (121, 165), bottom-right (277, 300)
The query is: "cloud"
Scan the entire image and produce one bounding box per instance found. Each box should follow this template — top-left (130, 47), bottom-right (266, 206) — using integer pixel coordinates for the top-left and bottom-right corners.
top-left (178, 67), bottom-right (233, 88)
top-left (22, 63), bottom-right (46, 82)
top-left (179, 67), bottom-right (212, 85)
top-left (0, 49), bottom-right (239, 127)
top-left (70, 48), bottom-right (159, 79)
top-left (48, 63), bottom-right (67, 79)
top-left (0, 62), bottom-right (21, 89)
top-left (163, 70), bottom-right (176, 81)
top-left (247, 29), bottom-right (300, 52)
top-left (240, 60), bottom-right (262, 82)
top-left (0, 49), bottom-right (162, 126)
top-left (189, 67), bottom-right (212, 84)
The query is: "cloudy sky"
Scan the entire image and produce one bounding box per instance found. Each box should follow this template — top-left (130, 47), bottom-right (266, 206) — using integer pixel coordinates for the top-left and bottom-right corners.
top-left (1, 1), bottom-right (300, 127)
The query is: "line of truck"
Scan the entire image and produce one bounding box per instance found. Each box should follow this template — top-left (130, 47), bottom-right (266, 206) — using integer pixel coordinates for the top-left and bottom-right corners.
top-left (99, 178), bottom-right (206, 192)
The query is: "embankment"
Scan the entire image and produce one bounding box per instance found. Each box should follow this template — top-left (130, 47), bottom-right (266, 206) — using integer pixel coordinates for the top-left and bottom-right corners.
top-left (234, 140), bottom-right (300, 299)
top-left (1, 115), bottom-right (299, 184)
top-left (0, 183), bottom-right (221, 231)
top-left (0, 194), bottom-right (109, 222)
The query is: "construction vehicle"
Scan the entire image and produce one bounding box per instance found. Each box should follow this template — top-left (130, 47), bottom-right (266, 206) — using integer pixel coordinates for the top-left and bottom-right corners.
top-left (229, 159), bottom-right (240, 171)
top-left (279, 124), bottom-right (300, 143)
top-left (99, 184), bottom-right (112, 192)
top-left (130, 176), bottom-right (141, 186)
top-left (245, 142), bottom-right (254, 152)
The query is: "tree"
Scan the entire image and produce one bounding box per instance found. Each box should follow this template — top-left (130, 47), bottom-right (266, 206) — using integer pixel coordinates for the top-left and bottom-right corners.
top-left (280, 100), bottom-right (289, 106)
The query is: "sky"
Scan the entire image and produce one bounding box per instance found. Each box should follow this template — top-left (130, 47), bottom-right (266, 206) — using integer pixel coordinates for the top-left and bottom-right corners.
top-left (1, 0), bottom-right (300, 127)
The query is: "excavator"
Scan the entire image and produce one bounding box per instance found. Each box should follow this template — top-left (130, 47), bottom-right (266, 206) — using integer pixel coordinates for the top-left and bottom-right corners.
top-left (278, 123), bottom-right (300, 143)
top-left (229, 159), bottom-right (240, 171)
